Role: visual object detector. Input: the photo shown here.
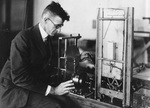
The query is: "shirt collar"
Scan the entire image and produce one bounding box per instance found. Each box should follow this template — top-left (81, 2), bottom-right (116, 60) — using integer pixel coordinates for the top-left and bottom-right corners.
top-left (39, 23), bottom-right (48, 41)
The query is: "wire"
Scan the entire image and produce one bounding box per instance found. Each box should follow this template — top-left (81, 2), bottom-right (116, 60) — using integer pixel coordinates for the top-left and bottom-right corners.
top-left (103, 16), bottom-right (113, 39)
top-left (103, 61), bottom-right (122, 71)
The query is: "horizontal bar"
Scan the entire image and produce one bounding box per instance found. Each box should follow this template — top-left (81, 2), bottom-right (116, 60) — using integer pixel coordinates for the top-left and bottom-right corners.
top-left (97, 57), bottom-right (125, 63)
top-left (100, 88), bottom-right (124, 99)
top-left (59, 36), bottom-right (81, 39)
top-left (98, 18), bottom-right (126, 21)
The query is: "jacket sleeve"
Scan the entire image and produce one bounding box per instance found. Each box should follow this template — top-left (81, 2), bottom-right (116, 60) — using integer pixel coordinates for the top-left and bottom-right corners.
top-left (10, 32), bottom-right (48, 95)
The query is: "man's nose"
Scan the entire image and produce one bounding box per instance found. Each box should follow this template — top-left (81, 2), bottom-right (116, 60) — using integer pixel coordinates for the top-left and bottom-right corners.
top-left (56, 28), bottom-right (61, 33)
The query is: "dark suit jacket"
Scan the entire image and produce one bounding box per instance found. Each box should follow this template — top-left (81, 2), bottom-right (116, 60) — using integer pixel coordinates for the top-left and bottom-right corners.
top-left (0, 24), bottom-right (57, 108)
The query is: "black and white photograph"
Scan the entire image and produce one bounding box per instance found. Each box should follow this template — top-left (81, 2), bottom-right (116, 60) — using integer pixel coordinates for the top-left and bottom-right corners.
top-left (0, 0), bottom-right (150, 108)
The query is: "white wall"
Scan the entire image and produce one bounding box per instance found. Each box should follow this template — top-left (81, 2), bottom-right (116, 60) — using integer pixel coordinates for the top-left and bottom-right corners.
top-left (34, 0), bottom-right (146, 39)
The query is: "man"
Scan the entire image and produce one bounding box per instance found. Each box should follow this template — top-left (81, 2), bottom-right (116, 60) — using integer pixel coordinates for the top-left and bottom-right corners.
top-left (0, 1), bottom-right (76, 108)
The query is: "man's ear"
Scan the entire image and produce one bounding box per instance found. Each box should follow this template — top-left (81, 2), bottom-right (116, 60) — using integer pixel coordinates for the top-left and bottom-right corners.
top-left (44, 17), bottom-right (48, 22)
top-left (43, 15), bottom-right (49, 22)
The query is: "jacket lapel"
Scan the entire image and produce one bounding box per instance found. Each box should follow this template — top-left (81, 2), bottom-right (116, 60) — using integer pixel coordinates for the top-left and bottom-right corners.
top-left (32, 24), bottom-right (47, 57)
top-left (32, 24), bottom-right (53, 63)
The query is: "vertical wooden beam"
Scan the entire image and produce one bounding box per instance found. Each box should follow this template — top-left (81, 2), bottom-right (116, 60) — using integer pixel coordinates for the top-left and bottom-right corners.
top-left (96, 8), bottom-right (104, 99)
top-left (125, 7), bottom-right (134, 107)
top-left (0, 0), bottom-right (11, 30)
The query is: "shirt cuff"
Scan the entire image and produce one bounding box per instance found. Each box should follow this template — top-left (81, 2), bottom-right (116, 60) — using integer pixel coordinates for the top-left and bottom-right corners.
top-left (45, 85), bottom-right (51, 96)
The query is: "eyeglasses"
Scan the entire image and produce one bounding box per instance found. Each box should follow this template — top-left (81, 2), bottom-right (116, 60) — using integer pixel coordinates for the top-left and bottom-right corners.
top-left (47, 18), bottom-right (63, 29)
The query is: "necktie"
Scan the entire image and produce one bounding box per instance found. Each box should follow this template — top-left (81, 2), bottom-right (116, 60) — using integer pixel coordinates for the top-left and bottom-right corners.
top-left (44, 36), bottom-right (50, 57)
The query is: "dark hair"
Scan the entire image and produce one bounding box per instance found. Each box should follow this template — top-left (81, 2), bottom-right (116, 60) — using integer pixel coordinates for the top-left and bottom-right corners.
top-left (42, 1), bottom-right (70, 22)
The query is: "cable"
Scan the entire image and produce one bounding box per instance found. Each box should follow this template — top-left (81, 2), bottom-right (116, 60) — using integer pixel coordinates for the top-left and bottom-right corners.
top-left (103, 20), bottom-right (112, 39)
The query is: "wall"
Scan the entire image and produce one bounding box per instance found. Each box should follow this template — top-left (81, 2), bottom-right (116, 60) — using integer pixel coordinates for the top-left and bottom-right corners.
top-left (33, 0), bottom-right (146, 39)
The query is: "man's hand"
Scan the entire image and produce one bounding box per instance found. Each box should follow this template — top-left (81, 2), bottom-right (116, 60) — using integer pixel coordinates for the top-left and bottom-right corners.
top-left (50, 80), bottom-right (75, 95)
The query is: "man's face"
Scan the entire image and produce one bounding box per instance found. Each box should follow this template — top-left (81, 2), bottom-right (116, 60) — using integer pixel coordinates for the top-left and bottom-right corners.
top-left (45, 15), bottom-right (63, 36)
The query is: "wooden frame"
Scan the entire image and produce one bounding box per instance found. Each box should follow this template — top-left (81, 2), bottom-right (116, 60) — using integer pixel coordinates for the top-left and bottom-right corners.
top-left (96, 7), bottom-right (134, 107)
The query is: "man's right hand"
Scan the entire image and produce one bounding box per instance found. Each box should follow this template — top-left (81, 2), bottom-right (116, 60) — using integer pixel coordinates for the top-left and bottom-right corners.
top-left (50, 80), bottom-right (75, 95)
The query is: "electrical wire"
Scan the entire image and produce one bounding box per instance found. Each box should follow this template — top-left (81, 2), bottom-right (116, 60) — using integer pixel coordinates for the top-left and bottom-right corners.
top-left (103, 20), bottom-right (112, 39)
